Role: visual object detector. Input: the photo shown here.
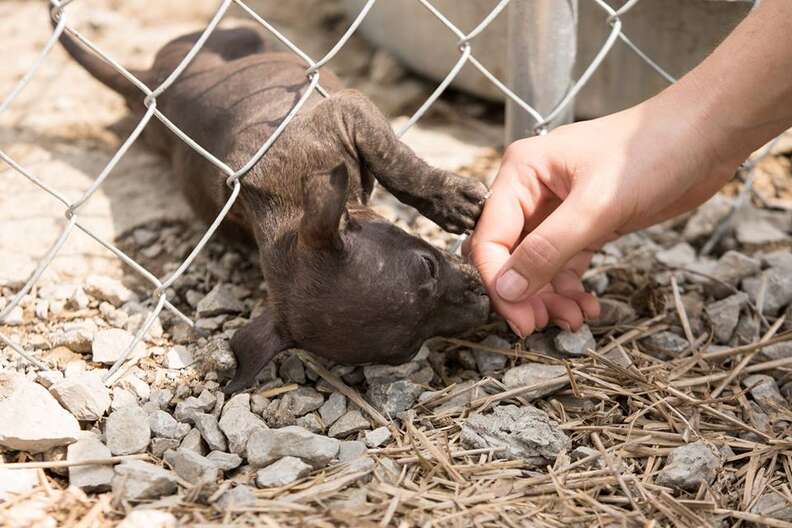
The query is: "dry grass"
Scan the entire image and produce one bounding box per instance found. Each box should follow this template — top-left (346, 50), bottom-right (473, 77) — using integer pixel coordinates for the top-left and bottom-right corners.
top-left (3, 298), bottom-right (792, 527)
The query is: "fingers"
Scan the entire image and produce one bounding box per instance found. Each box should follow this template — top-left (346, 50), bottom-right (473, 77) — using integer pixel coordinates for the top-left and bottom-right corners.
top-left (494, 190), bottom-right (608, 303)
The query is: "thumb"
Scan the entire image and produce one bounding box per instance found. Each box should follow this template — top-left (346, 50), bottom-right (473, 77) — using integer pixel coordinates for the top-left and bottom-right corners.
top-left (495, 191), bottom-right (606, 302)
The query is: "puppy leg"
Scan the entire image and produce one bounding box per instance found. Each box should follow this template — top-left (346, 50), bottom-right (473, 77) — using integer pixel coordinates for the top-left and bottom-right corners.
top-left (223, 308), bottom-right (293, 395)
top-left (315, 90), bottom-right (489, 234)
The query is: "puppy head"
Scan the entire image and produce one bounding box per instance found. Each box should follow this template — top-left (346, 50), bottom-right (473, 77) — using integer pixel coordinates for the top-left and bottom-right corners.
top-left (271, 164), bottom-right (490, 365)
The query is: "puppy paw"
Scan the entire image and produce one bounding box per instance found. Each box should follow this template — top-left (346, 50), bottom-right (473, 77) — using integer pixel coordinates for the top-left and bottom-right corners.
top-left (424, 174), bottom-right (489, 234)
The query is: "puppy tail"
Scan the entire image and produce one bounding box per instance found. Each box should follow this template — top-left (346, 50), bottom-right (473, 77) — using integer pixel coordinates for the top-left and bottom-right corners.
top-left (50, 7), bottom-right (148, 100)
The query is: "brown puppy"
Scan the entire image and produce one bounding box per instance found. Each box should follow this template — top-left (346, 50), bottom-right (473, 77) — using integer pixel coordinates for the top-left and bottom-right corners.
top-left (56, 23), bottom-right (490, 394)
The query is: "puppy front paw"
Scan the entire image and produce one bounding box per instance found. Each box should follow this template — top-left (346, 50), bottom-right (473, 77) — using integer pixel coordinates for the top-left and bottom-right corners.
top-left (424, 174), bottom-right (489, 234)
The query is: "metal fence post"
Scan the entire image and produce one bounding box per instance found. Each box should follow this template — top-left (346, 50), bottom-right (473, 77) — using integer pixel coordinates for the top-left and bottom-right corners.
top-left (506, 0), bottom-right (578, 143)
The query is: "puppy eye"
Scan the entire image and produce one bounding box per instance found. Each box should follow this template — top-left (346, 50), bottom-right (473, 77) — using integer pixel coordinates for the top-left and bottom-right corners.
top-left (421, 255), bottom-right (438, 279)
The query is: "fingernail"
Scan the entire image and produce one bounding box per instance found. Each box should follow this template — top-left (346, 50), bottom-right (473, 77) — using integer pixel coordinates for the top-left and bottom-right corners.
top-left (506, 319), bottom-right (524, 338)
top-left (496, 269), bottom-right (529, 301)
top-left (556, 320), bottom-right (571, 332)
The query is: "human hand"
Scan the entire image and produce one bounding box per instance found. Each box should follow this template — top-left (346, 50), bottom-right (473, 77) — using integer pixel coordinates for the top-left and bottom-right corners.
top-left (465, 98), bottom-right (740, 337)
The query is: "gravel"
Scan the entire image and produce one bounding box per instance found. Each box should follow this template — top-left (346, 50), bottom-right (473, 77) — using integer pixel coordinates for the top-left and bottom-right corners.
top-left (67, 436), bottom-right (114, 492)
top-left (196, 284), bottom-right (245, 317)
top-left (105, 406), bottom-right (151, 455)
top-left (328, 410), bottom-right (371, 438)
top-left (49, 371), bottom-right (111, 421)
top-left (247, 426), bottom-right (340, 468)
top-left (656, 441), bottom-right (722, 492)
top-left (255, 456), bottom-right (312, 488)
top-left (112, 460), bottom-right (178, 501)
top-left (92, 328), bottom-right (146, 365)
top-left (460, 404), bottom-right (570, 466)
top-left (553, 325), bottom-right (596, 356)
top-left (319, 392), bottom-right (347, 427)
top-left (0, 371), bottom-right (80, 453)
top-left (163, 448), bottom-right (219, 483)
top-left (218, 395), bottom-right (268, 455)
top-left (366, 380), bottom-right (423, 417)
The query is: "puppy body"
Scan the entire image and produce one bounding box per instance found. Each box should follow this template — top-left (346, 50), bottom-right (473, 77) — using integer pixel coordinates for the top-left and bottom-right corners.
top-left (57, 24), bottom-right (490, 393)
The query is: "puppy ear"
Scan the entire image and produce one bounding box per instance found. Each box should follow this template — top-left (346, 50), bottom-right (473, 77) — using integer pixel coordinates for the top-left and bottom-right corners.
top-left (299, 164), bottom-right (349, 251)
top-left (224, 307), bottom-right (293, 395)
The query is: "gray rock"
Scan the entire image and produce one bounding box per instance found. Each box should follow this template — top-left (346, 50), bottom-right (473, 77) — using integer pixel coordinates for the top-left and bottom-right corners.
top-left (473, 335), bottom-right (510, 374)
top-left (194, 413), bottom-right (228, 452)
top-left (197, 284), bottom-right (245, 317)
top-left (751, 492), bottom-right (792, 522)
top-left (337, 440), bottom-right (367, 462)
top-left (705, 292), bottom-right (748, 344)
top-left (164, 448), bottom-right (219, 483)
top-left (49, 371), bottom-right (111, 421)
top-left (117, 510), bottom-right (176, 528)
top-left (365, 426), bottom-right (391, 448)
top-left (296, 413), bottom-right (323, 434)
top-left (195, 338), bottom-right (236, 379)
top-left (366, 380), bottom-right (423, 417)
top-left (759, 341), bottom-right (792, 361)
top-left (762, 250), bottom-right (792, 272)
top-left (603, 348), bottom-right (634, 369)
top-left (206, 451), bottom-right (242, 471)
top-left (319, 392), bottom-right (347, 427)
top-left (0, 468), bottom-right (38, 501)
top-left (733, 313), bottom-right (760, 344)
top-left (255, 456), bottom-right (312, 488)
top-left (743, 268), bottom-right (792, 316)
top-left (148, 410), bottom-right (190, 440)
top-left (656, 441), bottom-right (722, 492)
top-left (165, 346), bottom-right (194, 370)
top-left (50, 320), bottom-right (96, 353)
top-left (150, 438), bottom-right (180, 458)
top-left (594, 299), bottom-right (637, 326)
top-left (710, 251), bottom-right (761, 298)
top-left (179, 428), bottom-right (208, 456)
top-left (84, 275), bottom-right (137, 306)
top-left (742, 374), bottom-right (786, 415)
top-left (35, 370), bottom-right (64, 389)
top-left (363, 362), bottom-right (423, 385)
top-left (460, 404), bottom-right (570, 465)
top-left (3, 306), bottom-right (23, 326)
top-left (174, 394), bottom-right (216, 424)
top-left (67, 437), bottom-right (114, 492)
top-left (418, 380), bottom-right (484, 413)
top-left (111, 387), bottom-right (138, 411)
top-left (0, 371), bottom-right (80, 453)
top-left (216, 485), bottom-right (257, 510)
top-left (281, 387), bottom-right (324, 417)
top-left (106, 406), bottom-right (151, 455)
top-left (112, 460), bottom-right (178, 501)
top-left (682, 194), bottom-right (733, 241)
top-left (553, 325), bottom-right (596, 356)
top-left (247, 426), bottom-right (340, 468)
top-left (655, 242), bottom-right (696, 268)
top-left (279, 354), bottom-right (306, 384)
top-left (640, 331), bottom-right (689, 357)
top-left (218, 400), bottom-right (268, 455)
top-left (148, 388), bottom-right (173, 410)
top-left (92, 328), bottom-right (146, 365)
top-left (503, 363), bottom-right (566, 389)
top-left (736, 219), bottom-right (789, 245)
top-left (328, 409), bottom-right (372, 439)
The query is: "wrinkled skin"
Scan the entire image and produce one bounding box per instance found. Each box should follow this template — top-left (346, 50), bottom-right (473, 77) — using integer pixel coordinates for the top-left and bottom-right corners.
top-left (55, 20), bottom-right (490, 394)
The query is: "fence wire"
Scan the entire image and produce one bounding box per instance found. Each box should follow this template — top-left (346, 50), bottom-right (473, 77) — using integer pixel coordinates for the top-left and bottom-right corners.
top-left (0, 0), bottom-right (772, 384)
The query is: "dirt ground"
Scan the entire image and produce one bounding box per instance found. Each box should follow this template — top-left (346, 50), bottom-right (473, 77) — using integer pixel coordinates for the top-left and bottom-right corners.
top-left (4, 1), bottom-right (792, 528)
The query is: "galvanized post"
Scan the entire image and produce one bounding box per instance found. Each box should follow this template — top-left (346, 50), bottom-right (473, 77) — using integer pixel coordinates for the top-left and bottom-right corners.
top-left (506, 0), bottom-right (578, 142)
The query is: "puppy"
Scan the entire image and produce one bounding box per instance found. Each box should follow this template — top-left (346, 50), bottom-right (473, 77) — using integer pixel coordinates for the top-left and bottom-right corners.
top-left (55, 21), bottom-right (490, 393)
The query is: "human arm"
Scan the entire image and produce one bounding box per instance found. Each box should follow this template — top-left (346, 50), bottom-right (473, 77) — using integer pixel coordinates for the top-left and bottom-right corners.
top-left (466, 0), bottom-right (792, 337)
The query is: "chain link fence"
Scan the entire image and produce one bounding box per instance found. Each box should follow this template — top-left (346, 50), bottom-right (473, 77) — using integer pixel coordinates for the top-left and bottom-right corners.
top-left (0, 0), bottom-right (770, 384)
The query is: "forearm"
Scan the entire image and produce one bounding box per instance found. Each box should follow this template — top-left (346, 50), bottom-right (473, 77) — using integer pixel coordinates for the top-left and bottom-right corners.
top-left (650, 0), bottom-right (792, 170)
